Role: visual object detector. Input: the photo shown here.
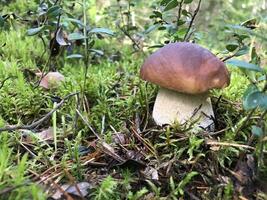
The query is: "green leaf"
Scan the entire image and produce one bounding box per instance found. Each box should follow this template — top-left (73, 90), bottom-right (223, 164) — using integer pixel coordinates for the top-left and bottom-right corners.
top-left (89, 49), bottom-right (104, 56)
top-left (64, 17), bottom-right (84, 27)
top-left (181, 9), bottom-right (191, 17)
top-left (236, 34), bottom-right (250, 41)
top-left (241, 18), bottom-right (257, 29)
top-left (251, 125), bottom-right (263, 136)
top-left (158, 26), bottom-right (167, 30)
top-left (148, 44), bottom-right (164, 49)
top-left (164, 0), bottom-right (178, 12)
top-left (226, 43), bottom-right (239, 52)
top-left (66, 54), bottom-right (83, 59)
top-left (0, 16), bottom-right (4, 27)
top-left (257, 75), bottom-right (266, 82)
top-left (235, 46), bottom-right (249, 56)
top-left (243, 91), bottom-right (267, 110)
top-left (88, 40), bottom-right (95, 48)
top-left (184, 0), bottom-right (193, 4)
top-left (169, 176), bottom-right (175, 191)
top-left (27, 26), bottom-right (45, 36)
top-left (46, 5), bottom-right (61, 17)
top-left (226, 59), bottom-right (263, 72)
top-left (153, 11), bottom-right (162, 18)
top-left (144, 25), bottom-right (158, 34)
top-left (226, 24), bottom-right (267, 41)
top-left (160, 0), bottom-right (172, 6)
top-left (68, 32), bottom-right (86, 40)
top-left (178, 171), bottom-right (198, 195)
top-left (243, 84), bottom-right (259, 100)
top-left (89, 28), bottom-right (114, 36)
top-left (175, 27), bottom-right (188, 37)
top-left (177, 19), bottom-right (186, 26)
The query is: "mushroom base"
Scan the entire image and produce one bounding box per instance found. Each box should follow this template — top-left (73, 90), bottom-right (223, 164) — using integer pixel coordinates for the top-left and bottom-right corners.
top-left (152, 88), bottom-right (215, 131)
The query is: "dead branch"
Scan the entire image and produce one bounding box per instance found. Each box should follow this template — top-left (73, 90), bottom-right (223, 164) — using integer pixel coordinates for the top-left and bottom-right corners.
top-left (0, 92), bottom-right (78, 132)
top-left (206, 139), bottom-right (255, 151)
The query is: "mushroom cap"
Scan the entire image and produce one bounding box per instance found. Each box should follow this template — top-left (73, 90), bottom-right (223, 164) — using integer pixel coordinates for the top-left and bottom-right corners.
top-left (140, 42), bottom-right (230, 94)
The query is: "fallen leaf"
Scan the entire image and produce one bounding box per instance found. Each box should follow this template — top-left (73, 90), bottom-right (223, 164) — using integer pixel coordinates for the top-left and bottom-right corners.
top-left (112, 133), bottom-right (127, 145)
top-left (230, 154), bottom-right (256, 198)
top-left (51, 182), bottom-right (91, 199)
top-left (98, 141), bottom-right (125, 162)
top-left (37, 127), bottom-right (54, 141)
top-left (142, 167), bottom-right (159, 180)
top-left (36, 72), bottom-right (65, 89)
top-left (21, 127), bottom-right (54, 143)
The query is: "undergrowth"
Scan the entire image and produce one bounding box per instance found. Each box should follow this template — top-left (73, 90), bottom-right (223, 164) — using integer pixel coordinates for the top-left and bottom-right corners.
top-left (0, 1), bottom-right (266, 200)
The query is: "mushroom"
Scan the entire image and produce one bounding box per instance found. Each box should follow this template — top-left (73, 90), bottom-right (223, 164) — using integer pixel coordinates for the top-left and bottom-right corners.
top-left (140, 42), bottom-right (230, 131)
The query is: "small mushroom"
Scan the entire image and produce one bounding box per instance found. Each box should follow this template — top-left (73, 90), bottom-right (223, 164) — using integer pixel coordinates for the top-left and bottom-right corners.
top-left (140, 42), bottom-right (230, 131)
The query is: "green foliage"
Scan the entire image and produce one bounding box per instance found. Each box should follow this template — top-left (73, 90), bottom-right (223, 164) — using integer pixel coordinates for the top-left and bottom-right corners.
top-left (0, 0), bottom-right (267, 199)
top-left (0, 133), bottom-right (46, 199)
top-left (149, 0), bottom-right (199, 43)
top-left (127, 188), bottom-right (148, 200)
top-left (169, 172), bottom-right (198, 198)
top-left (92, 176), bottom-right (118, 200)
top-left (187, 135), bottom-right (204, 161)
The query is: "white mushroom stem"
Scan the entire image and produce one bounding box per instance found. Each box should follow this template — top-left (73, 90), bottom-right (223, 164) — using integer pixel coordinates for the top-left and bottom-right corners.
top-left (152, 87), bottom-right (215, 131)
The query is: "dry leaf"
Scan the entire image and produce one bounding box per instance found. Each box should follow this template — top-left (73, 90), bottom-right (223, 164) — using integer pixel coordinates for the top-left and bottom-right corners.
top-left (143, 167), bottom-right (159, 180)
top-left (231, 154), bottom-right (256, 198)
top-left (99, 141), bottom-right (125, 162)
top-left (112, 133), bottom-right (127, 145)
top-left (37, 127), bottom-right (54, 141)
top-left (51, 182), bottom-right (91, 199)
top-left (21, 127), bottom-right (54, 143)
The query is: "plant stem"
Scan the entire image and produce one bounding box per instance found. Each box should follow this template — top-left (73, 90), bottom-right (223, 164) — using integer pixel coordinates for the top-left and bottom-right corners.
top-left (81, 0), bottom-right (90, 111)
top-left (176, 0), bottom-right (184, 31)
top-left (183, 0), bottom-right (202, 41)
top-left (52, 102), bottom-right (57, 152)
top-left (234, 108), bottom-right (256, 136)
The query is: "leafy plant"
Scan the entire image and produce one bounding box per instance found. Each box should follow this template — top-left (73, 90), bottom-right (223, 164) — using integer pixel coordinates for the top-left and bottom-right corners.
top-left (226, 24), bottom-right (267, 171)
top-left (149, 0), bottom-right (202, 44)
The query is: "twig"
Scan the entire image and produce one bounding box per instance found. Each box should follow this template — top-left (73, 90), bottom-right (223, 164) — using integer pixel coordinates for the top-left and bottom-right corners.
top-left (117, 25), bottom-right (143, 52)
top-left (207, 127), bottom-right (230, 136)
top-left (175, 0), bottom-right (184, 30)
top-left (0, 93), bottom-right (78, 132)
top-left (183, 0), bottom-right (202, 41)
top-left (206, 139), bottom-right (255, 151)
top-left (221, 53), bottom-right (237, 62)
top-left (0, 183), bottom-right (30, 196)
top-left (73, 93), bottom-right (80, 134)
top-left (131, 125), bottom-right (157, 158)
top-left (184, 189), bottom-right (201, 200)
top-left (75, 109), bottom-right (100, 139)
top-left (64, 169), bottom-right (85, 200)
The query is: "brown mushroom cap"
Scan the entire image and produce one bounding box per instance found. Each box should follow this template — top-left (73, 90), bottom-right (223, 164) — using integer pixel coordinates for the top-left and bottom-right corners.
top-left (140, 42), bottom-right (230, 94)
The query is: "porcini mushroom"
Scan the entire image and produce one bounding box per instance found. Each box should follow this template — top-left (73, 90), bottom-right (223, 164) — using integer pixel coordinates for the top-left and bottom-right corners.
top-left (140, 42), bottom-right (230, 130)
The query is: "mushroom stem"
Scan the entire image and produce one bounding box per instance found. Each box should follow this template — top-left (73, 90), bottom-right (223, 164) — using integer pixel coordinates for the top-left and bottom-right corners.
top-left (152, 87), bottom-right (215, 131)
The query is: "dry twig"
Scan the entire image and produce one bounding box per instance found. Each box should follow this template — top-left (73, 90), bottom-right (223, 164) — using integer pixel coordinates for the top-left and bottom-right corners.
top-left (0, 92), bottom-right (78, 132)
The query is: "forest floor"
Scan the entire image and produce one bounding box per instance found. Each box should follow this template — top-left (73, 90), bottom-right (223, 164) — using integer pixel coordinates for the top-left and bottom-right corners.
top-left (0, 2), bottom-right (267, 200)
